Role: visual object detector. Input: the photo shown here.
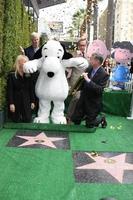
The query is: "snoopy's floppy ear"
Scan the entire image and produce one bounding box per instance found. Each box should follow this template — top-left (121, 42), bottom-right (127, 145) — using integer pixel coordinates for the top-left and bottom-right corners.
top-left (34, 42), bottom-right (73, 60)
top-left (62, 51), bottom-right (73, 59)
top-left (60, 43), bottom-right (73, 59)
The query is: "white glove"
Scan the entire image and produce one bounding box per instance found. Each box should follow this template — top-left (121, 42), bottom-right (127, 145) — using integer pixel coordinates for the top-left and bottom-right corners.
top-left (23, 60), bottom-right (37, 73)
top-left (62, 57), bottom-right (89, 70)
top-left (23, 58), bottom-right (43, 73)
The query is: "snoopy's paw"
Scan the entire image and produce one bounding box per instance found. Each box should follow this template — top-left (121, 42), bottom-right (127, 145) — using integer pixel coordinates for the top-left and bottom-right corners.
top-left (33, 117), bottom-right (49, 123)
top-left (23, 62), bottom-right (37, 73)
top-left (70, 57), bottom-right (88, 69)
top-left (51, 116), bottom-right (67, 124)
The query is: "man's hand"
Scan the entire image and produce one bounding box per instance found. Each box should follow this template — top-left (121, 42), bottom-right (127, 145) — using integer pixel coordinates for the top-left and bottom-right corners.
top-left (10, 104), bottom-right (15, 112)
top-left (82, 72), bottom-right (91, 82)
top-left (31, 103), bottom-right (35, 110)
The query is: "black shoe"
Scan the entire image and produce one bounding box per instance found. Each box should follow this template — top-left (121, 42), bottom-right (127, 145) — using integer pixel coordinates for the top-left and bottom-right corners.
top-left (66, 117), bottom-right (72, 125)
top-left (101, 117), bottom-right (107, 128)
top-left (73, 120), bottom-right (81, 125)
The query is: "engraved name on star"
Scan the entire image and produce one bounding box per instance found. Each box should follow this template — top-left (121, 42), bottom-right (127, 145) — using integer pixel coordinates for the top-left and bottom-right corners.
top-left (17, 132), bottom-right (66, 148)
top-left (76, 153), bottom-right (133, 183)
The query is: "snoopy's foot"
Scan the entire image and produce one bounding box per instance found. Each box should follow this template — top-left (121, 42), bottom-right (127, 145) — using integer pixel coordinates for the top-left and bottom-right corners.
top-left (51, 116), bottom-right (67, 124)
top-left (34, 117), bottom-right (49, 123)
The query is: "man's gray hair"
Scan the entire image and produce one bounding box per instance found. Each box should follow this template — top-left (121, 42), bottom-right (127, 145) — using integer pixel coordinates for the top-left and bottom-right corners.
top-left (31, 32), bottom-right (41, 39)
top-left (91, 53), bottom-right (104, 64)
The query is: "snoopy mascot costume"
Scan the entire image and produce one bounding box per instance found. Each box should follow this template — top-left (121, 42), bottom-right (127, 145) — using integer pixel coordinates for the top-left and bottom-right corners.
top-left (24, 40), bottom-right (88, 124)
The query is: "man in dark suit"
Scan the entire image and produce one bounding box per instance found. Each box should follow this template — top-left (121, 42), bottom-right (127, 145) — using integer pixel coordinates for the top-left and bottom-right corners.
top-left (20, 32), bottom-right (40, 60)
top-left (20, 32), bottom-right (41, 84)
top-left (71, 53), bottom-right (109, 128)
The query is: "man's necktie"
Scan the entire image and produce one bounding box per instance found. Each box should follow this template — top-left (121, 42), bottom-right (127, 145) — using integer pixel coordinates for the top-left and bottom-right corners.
top-left (82, 52), bottom-right (85, 57)
top-left (91, 69), bottom-right (95, 78)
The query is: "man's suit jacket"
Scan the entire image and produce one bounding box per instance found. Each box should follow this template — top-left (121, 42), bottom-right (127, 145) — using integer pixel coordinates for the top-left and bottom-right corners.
top-left (80, 66), bottom-right (109, 114)
top-left (24, 45), bottom-right (35, 60)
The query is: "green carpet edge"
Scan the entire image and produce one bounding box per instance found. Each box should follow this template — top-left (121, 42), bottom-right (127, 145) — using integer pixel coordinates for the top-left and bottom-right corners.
top-left (3, 122), bottom-right (96, 133)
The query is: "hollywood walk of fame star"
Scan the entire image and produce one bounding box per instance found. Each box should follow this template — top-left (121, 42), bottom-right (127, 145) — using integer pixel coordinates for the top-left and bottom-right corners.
top-left (76, 153), bottom-right (133, 183)
top-left (16, 132), bottom-right (66, 149)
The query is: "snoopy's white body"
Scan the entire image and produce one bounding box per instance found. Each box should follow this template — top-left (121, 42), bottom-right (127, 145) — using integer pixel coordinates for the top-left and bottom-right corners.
top-left (36, 58), bottom-right (68, 100)
top-left (24, 40), bottom-right (88, 124)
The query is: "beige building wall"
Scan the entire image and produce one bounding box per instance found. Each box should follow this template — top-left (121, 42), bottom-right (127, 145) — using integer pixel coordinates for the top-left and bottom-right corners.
top-left (114, 0), bottom-right (133, 41)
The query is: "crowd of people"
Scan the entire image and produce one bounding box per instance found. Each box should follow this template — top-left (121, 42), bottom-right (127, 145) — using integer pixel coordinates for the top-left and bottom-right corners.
top-left (7, 31), bottom-right (130, 128)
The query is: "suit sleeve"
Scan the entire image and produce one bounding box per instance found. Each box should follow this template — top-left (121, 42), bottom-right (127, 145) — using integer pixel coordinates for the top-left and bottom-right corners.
top-left (85, 73), bottom-right (109, 95)
top-left (7, 73), bottom-right (14, 104)
top-left (29, 77), bottom-right (36, 103)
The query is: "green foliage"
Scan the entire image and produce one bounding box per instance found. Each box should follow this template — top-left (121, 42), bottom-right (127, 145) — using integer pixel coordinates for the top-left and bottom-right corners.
top-left (14, 0), bottom-right (23, 56)
top-left (0, 77), bottom-right (6, 110)
top-left (0, 0), bottom-right (6, 112)
top-left (2, 0), bottom-right (37, 74)
top-left (0, 0), bottom-right (37, 110)
top-left (0, 0), bottom-right (5, 74)
top-left (67, 9), bottom-right (86, 39)
top-left (3, 0), bottom-right (16, 73)
top-left (72, 9), bottom-right (85, 27)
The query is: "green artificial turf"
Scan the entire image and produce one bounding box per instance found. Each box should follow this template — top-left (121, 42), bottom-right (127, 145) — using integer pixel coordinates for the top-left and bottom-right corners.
top-left (4, 122), bottom-right (96, 133)
top-left (0, 115), bottom-right (133, 200)
top-left (0, 147), bottom-right (74, 200)
top-left (70, 115), bottom-right (133, 152)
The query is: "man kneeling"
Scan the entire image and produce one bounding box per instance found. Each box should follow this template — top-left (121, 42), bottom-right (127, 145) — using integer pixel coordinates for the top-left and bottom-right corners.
top-left (71, 53), bottom-right (109, 128)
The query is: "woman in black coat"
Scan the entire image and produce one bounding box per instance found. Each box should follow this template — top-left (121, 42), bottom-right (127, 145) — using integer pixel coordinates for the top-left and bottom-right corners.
top-left (7, 55), bottom-right (35, 122)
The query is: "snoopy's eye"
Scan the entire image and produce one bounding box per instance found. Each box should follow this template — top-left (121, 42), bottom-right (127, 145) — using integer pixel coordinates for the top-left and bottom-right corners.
top-left (45, 55), bottom-right (48, 58)
top-left (57, 56), bottom-right (60, 59)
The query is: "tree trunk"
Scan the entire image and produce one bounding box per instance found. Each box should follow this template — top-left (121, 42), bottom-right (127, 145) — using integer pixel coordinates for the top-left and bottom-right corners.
top-left (106, 0), bottom-right (114, 51)
top-left (87, 0), bottom-right (92, 41)
top-left (93, 3), bottom-right (98, 40)
top-left (80, 16), bottom-right (87, 37)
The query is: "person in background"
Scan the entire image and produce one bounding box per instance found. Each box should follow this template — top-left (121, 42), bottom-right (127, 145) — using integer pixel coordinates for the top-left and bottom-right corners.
top-left (7, 55), bottom-right (35, 122)
top-left (103, 58), bottom-right (111, 75)
top-left (19, 32), bottom-right (41, 86)
top-left (69, 38), bottom-right (88, 88)
top-left (20, 32), bottom-right (40, 60)
top-left (130, 57), bottom-right (133, 79)
top-left (71, 53), bottom-right (109, 128)
top-left (20, 32), bottom-right (41, 84)
top-left (66, 38), bottom-right (88, 123)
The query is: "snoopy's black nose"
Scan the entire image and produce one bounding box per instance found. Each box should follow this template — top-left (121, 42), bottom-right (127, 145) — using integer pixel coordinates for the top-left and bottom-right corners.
top-left (47, 72), bottom-right (54, 78)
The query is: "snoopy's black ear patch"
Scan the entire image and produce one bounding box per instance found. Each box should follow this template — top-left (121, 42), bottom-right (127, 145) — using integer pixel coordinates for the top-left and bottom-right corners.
top-left (60, 43), bottom-right (73, 60)
top-left (63, 52), bottom-right (73, 59)
top-left (33, 43), bottom-right (73, 60)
